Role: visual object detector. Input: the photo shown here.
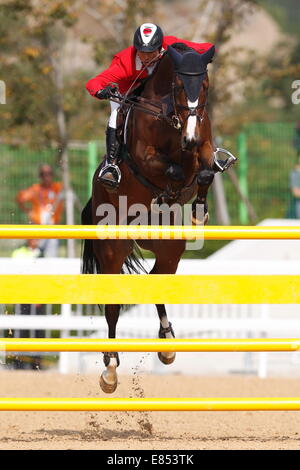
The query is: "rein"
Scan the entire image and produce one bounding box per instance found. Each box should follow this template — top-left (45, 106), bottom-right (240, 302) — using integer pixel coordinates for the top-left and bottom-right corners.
top-left (109, 94), bottom-right (178, 129)
top-left (109, 57), bottom-right (208, 202)
top-left (109, 67), bottom-right (208, 132)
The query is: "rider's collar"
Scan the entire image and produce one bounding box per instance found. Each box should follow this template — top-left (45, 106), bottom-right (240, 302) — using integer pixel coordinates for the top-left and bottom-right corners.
top-left (135, 54), bottom-right (143, 71)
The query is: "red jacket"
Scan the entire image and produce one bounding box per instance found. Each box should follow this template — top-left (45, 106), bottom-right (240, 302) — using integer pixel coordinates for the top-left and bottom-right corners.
top-left (86, 35), bottom-right (214, 96)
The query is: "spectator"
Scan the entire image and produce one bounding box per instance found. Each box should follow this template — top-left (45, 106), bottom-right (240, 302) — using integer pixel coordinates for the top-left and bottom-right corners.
top-left (293, 121), bottom-right (300, 157)
top-left (288, 124), bottom-right (300, 218)
top-left (16, 164), bottom-right (64, 256)
top-left (11, 238), bottom-right (42, 258)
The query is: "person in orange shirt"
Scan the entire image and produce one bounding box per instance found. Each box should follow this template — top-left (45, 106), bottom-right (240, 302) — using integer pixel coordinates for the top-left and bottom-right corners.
top-left (16, 164), bottom-right (64, 256)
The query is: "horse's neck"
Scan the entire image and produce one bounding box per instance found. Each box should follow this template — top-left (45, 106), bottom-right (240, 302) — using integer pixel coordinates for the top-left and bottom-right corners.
top-left (143, 56), bottom-right (174, 99)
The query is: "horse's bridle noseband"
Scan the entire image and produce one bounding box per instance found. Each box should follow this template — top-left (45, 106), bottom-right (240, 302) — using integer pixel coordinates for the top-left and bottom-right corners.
top-left (170, 70), bottom-right (208, 131)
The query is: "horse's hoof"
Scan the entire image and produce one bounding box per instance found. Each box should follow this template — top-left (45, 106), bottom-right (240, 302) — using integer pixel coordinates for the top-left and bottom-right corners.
top-left (99, 373), bottom-right (118, 394)
top-left (191, 212), bottom-right (209, 226)
top-left (158, 351), bottom-right (176, 365)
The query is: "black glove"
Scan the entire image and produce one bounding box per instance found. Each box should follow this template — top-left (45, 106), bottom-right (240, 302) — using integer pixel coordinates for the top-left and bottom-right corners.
top-left (96, 84), bottom-right (118, 100)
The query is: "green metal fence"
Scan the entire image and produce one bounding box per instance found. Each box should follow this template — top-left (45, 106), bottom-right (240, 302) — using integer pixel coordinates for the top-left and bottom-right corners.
top-left (208, 122), bottom-right (298, 225)
top-left (0, 142), bottom-right (105, 220)
top-left (0, 122), bottom-right (298, 252)
top-left (245, 122), bottom-right (297, 221)
top-left (0, 142), bottom-right (104, 255)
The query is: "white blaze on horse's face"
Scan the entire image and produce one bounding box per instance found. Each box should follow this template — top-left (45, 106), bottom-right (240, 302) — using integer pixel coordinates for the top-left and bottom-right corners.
top-left (186, 99), bottom-right (199, 141)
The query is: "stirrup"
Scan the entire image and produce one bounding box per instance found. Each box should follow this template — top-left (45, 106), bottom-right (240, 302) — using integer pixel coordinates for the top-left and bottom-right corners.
top-left (98, 163), bottom-right (121, 189)
top-left (214, 147), bottom-right (237, 172)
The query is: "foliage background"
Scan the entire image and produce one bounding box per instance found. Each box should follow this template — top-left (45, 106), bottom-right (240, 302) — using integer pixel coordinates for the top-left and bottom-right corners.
top-left (0, 0), bottom-right (300, 257)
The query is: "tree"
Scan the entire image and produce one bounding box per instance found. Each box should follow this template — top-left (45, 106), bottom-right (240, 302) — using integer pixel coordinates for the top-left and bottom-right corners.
top-left (0, 1), bottom-right (85, 256)
top-left (261, 39), bottom-right (300, 115)
top-left (191, 0), bottom-right (259, 129)
top-left (83, 0), bottom-right (156, 67)
top-left (190, 1), bottom-right (258, 224)
top-left (1, 1), bottom-right (80, 145)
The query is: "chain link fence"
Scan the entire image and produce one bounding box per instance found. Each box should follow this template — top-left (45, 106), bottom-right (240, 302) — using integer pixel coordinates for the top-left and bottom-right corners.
top-left (0, 122), bottom-right (298, 254)
top-left (208, 122), bottom-right (298, 225)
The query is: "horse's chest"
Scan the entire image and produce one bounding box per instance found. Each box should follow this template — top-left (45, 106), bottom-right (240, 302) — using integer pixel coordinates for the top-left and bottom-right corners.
top-left (142, 146), bottom-right (169, 177)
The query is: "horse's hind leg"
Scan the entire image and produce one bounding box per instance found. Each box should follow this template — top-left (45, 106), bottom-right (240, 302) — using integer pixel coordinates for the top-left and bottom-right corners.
top-left (148, 240), bottom-right (186, 365)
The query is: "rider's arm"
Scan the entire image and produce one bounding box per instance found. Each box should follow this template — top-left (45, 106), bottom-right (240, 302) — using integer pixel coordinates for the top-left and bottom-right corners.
top-left (86, 57), bottom-right (128, 98)
top-left (16, 186), bottom-right (34, 215)
top-left (290, 170), bottom-right (300, 198)
top-left (180, 39), bottom-right (215, 54)
top-left (165, 35), bottom-right (215, 54)
top-left (292, 188), bottom-right (300, 198)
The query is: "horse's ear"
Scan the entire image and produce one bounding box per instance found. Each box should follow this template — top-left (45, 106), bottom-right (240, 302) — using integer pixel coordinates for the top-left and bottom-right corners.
top-left (200, 45), bottom-right (215, 65)
top-left (167, 46), bottom-right (183, 69)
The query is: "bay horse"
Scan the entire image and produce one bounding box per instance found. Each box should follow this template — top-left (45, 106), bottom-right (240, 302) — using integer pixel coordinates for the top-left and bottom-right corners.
top-left (82, 43), bottom-right (216, 393)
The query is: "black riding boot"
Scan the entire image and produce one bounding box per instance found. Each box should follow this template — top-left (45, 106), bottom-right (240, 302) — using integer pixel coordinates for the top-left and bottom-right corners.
top-left (98, 127), bottom-right (121, 190)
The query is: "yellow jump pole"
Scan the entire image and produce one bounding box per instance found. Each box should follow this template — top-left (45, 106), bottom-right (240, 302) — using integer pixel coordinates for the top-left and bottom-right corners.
top-left (0, 397), bottom-right (300, 411)
top-left (1, 225), bottom-right (300, 240)
top-left (1, 338), bottom-right (300, 352)
top-left (1, 274), bottom-right (300, 304)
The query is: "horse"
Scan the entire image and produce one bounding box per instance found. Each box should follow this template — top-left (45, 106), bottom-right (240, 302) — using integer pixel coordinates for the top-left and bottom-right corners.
top-left (82, 43), bottom-right (216, 393)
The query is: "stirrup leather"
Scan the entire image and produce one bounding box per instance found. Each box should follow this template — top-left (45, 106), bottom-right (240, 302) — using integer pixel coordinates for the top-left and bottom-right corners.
top-left (214, 147), bottom-right (237, 172)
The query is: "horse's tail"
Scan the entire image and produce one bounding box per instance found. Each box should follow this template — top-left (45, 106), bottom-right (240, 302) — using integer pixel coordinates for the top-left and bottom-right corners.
top-left (81, 197), bottom-right (147, 275)
top-left (81, 198), bottom-right (100, 274)
top-left (122, 243), bottom-right (147, 275)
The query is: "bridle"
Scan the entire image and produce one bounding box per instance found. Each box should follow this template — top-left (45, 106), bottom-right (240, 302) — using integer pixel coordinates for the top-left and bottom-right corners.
top-left (170, 72), bottom-right (208, 130)
top-left (109, 74), bottom-right (208, 133)
top-left (106, 57), bottom-right (209, 202)
top-left (108, 47), bottom-right (209, 134)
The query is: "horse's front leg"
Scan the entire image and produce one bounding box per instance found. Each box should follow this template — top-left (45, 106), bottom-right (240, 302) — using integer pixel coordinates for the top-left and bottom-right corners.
top-left (94, 239), bottom-right (133, 393)
top-left (100, 304), bottom-right (121, 393)
top-left (144, 240), bottom-right (186, 365)
top-left (192, 141), bottom-right (215, 225)
top-left (156, 304), bottom-right (176, 364)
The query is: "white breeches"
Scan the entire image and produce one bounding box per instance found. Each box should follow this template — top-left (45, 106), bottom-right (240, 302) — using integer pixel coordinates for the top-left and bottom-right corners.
top-left (108, 100), bottom-right (120, 129)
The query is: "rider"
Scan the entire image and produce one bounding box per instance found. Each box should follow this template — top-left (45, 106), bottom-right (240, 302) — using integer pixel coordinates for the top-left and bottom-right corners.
top-left (86, 23), bottom-right (230, 189)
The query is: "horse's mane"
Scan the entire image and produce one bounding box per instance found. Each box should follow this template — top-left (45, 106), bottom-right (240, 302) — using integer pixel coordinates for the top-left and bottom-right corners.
top-left (153, 42), bottom-right (195, 77)
top-left (144, 42), bottom-right (195, 95)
